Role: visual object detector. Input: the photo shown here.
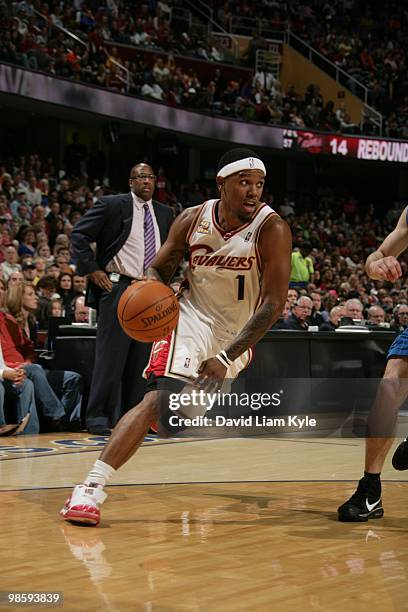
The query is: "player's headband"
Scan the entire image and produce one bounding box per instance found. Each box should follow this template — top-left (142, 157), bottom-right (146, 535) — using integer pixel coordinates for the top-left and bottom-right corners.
top-left (217, 157), bottom-right (266, 178)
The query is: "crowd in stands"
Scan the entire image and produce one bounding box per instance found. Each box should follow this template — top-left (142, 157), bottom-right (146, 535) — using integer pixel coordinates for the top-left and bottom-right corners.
top-left (2, 0), bottom-right (232, 64)
top-left (0, 0), bottom-right (231, 89)
top-left (289, 0), bottom-right (408, 138)
top-left (208, 0), bottom-right (408, 138)
top-left (275, 189), bottom-right (408, 331)
top-left (275, 285), bottom-right (408, 333)
top-left (0, 1), bottom-right (366, 134)
top-left (139, 63), bottom-right (359, 132)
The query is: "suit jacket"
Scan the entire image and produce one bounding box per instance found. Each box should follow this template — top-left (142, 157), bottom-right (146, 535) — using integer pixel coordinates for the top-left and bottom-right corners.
top-left (282, 313), bottom-right (309, 331)
top-left (319, 321), bottom-right (336, 331)
top-left (71, 193), bottom-right (174, 308)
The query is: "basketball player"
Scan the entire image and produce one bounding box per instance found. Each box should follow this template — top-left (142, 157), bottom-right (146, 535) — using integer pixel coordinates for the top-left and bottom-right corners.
top-left (60, 148), bottom-right (292, 526)
top-left (338, 204), bottom-right (408, 521)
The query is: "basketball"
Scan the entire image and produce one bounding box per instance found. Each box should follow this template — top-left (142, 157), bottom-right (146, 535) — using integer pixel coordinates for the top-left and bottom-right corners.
top-left (117, 280), bottom-right (179, 342)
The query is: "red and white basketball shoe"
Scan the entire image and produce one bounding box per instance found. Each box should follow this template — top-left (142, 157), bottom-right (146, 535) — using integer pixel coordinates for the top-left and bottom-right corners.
top-left (60, 485), bottom-right (107, 526)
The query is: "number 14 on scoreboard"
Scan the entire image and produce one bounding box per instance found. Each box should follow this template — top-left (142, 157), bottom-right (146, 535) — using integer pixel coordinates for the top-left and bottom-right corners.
top-left (329, 138), bottom-right (349, 155)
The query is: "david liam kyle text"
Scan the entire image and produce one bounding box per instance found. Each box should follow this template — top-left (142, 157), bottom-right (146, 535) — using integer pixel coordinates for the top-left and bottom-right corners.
top-left (168, 415), bottom-right (318, 428)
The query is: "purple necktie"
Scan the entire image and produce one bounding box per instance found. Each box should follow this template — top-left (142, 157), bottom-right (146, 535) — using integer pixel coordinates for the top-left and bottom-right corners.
top-left (143, 203), bottom-right (156, 272)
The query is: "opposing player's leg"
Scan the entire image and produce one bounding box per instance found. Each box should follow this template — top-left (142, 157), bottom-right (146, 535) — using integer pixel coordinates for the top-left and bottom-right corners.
top-left (389, 329), bottom-right (408, 470)
top-left (60, 390), bottom-right (162, 526)
top-left (338, 356), bottom-right (408, 521)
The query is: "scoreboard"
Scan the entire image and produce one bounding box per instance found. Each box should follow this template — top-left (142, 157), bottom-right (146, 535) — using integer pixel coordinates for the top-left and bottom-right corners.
top-left (281, 129), bottom-right (408, 163)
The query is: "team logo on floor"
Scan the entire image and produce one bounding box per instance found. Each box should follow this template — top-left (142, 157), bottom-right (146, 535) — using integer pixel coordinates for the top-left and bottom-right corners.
top-left (0, 435), bottom-right (158, 459)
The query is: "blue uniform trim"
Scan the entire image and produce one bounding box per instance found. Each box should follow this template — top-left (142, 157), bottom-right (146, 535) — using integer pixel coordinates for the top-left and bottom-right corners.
top-left (387, 327), bottom-right (408, 358)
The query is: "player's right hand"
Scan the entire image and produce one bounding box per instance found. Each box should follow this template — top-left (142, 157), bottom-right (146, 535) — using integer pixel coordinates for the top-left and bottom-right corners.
top-left (3, 368), bottom-right (26, 386)
top-left (368, 256), bottom-right (402, 281)
top-left (195, 358), bottom-right (227, 392)
top-left (90, 270), bottom-right (113, 292)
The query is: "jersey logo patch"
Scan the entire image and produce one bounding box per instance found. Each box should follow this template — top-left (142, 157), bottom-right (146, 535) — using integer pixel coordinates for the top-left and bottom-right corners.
top-left (197, 220), bottom-right (210, 234)
top-left (184, 357), bottom-right (191, 368)
top-left (244, 231), bottom-right (253, 241)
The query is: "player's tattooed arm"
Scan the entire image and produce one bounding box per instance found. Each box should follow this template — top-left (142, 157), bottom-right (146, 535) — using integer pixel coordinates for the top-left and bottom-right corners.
top-left (145, 206), bottom-right (200, 285)
top-left (225, 302), bottom-right (278, 361)
top-left (225, 215), bottom-right (292, 362)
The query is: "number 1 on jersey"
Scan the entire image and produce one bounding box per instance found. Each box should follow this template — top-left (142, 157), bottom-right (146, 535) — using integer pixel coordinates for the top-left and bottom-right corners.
top-left (236, 275), bottom-right (245, 300)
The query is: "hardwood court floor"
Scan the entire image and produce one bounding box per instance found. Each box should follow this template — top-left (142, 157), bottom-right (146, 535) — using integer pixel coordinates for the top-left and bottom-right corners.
top-left (1, 434), bottom-right (407, 611)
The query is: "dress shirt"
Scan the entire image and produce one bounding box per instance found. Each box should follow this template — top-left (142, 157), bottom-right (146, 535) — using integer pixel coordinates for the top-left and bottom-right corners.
top-left (107, 193), bottom-right (161, 278)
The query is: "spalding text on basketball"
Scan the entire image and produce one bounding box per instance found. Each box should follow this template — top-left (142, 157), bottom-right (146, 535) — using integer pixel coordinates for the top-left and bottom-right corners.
top-left (141, 302), bottom-right (178, 327)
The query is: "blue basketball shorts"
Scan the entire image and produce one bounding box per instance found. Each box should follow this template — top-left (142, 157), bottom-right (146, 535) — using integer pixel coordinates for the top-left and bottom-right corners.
top-left (388, 327), bottom-right (408, 359)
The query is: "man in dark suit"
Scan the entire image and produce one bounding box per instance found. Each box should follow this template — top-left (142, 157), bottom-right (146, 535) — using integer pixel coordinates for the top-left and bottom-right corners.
top-left (71, 163), bottom-right (174, 435)
top-left (283, 296), bottom-right (312, 331)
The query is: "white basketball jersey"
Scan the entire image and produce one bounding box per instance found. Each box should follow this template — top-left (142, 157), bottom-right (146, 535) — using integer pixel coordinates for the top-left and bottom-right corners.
top-left (180, 199), bottom-right (276, 339)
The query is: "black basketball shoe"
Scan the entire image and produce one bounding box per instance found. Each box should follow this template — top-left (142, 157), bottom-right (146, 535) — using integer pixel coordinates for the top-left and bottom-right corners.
top-left (338, 477), bottom-right (383, 522)
top-left (392, 437), bottom-right (408, 471)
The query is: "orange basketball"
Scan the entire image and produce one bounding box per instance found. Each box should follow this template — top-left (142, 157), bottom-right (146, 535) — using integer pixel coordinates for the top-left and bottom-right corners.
top-left (117, 280), bottom-right (179, 342)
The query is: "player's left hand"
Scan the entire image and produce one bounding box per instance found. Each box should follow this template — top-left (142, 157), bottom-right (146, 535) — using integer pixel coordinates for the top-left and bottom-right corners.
top-left (195, 358), bottom-right (227, 392)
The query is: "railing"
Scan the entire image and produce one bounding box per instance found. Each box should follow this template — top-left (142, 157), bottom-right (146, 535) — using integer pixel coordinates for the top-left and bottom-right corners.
top-left (30, 7), bottom-right (129, 92)
top-left (170, 6), bottom-right (192, 31)
top-left (284, 29), bottom-right (383, 134)
top-left (256, 49), bottom-right (281, 81)
top-left (285, 29), bottom-right (368, 102)
top-left (229, 15), bottom-right (286, 41)
top-left (181, 0), bottom-right (240, 59)
top-left (103, 49), bottom-right (130, 92)
top-left (32, 8), bottom-right (87, 49)
top-left (362, 104), bottom-right (383, 136)
top-left (196, 0), bottom-right (214, 21)
top-left (188, 0), bottom-right (213, 22)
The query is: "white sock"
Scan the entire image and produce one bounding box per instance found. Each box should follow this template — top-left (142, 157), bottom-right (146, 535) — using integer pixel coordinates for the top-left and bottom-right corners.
top-left (84, 459), bottom-right (116, 488)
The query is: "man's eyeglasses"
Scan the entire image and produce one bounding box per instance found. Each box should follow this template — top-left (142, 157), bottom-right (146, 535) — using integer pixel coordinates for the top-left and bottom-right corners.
top-left (130, 174), bottom-right (156, 181)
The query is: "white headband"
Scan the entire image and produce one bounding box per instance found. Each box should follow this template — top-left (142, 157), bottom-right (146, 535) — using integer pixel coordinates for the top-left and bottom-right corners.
top-left (217, 156), bottom-right (266, 178)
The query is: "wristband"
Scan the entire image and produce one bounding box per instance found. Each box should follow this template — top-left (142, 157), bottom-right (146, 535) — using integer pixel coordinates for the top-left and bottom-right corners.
top-left (215, 353), bottom-right (230, 368)
top-left (215, 350), bottom-right (233, 369)
top-left (220, 350), bottom-right (233, 365)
